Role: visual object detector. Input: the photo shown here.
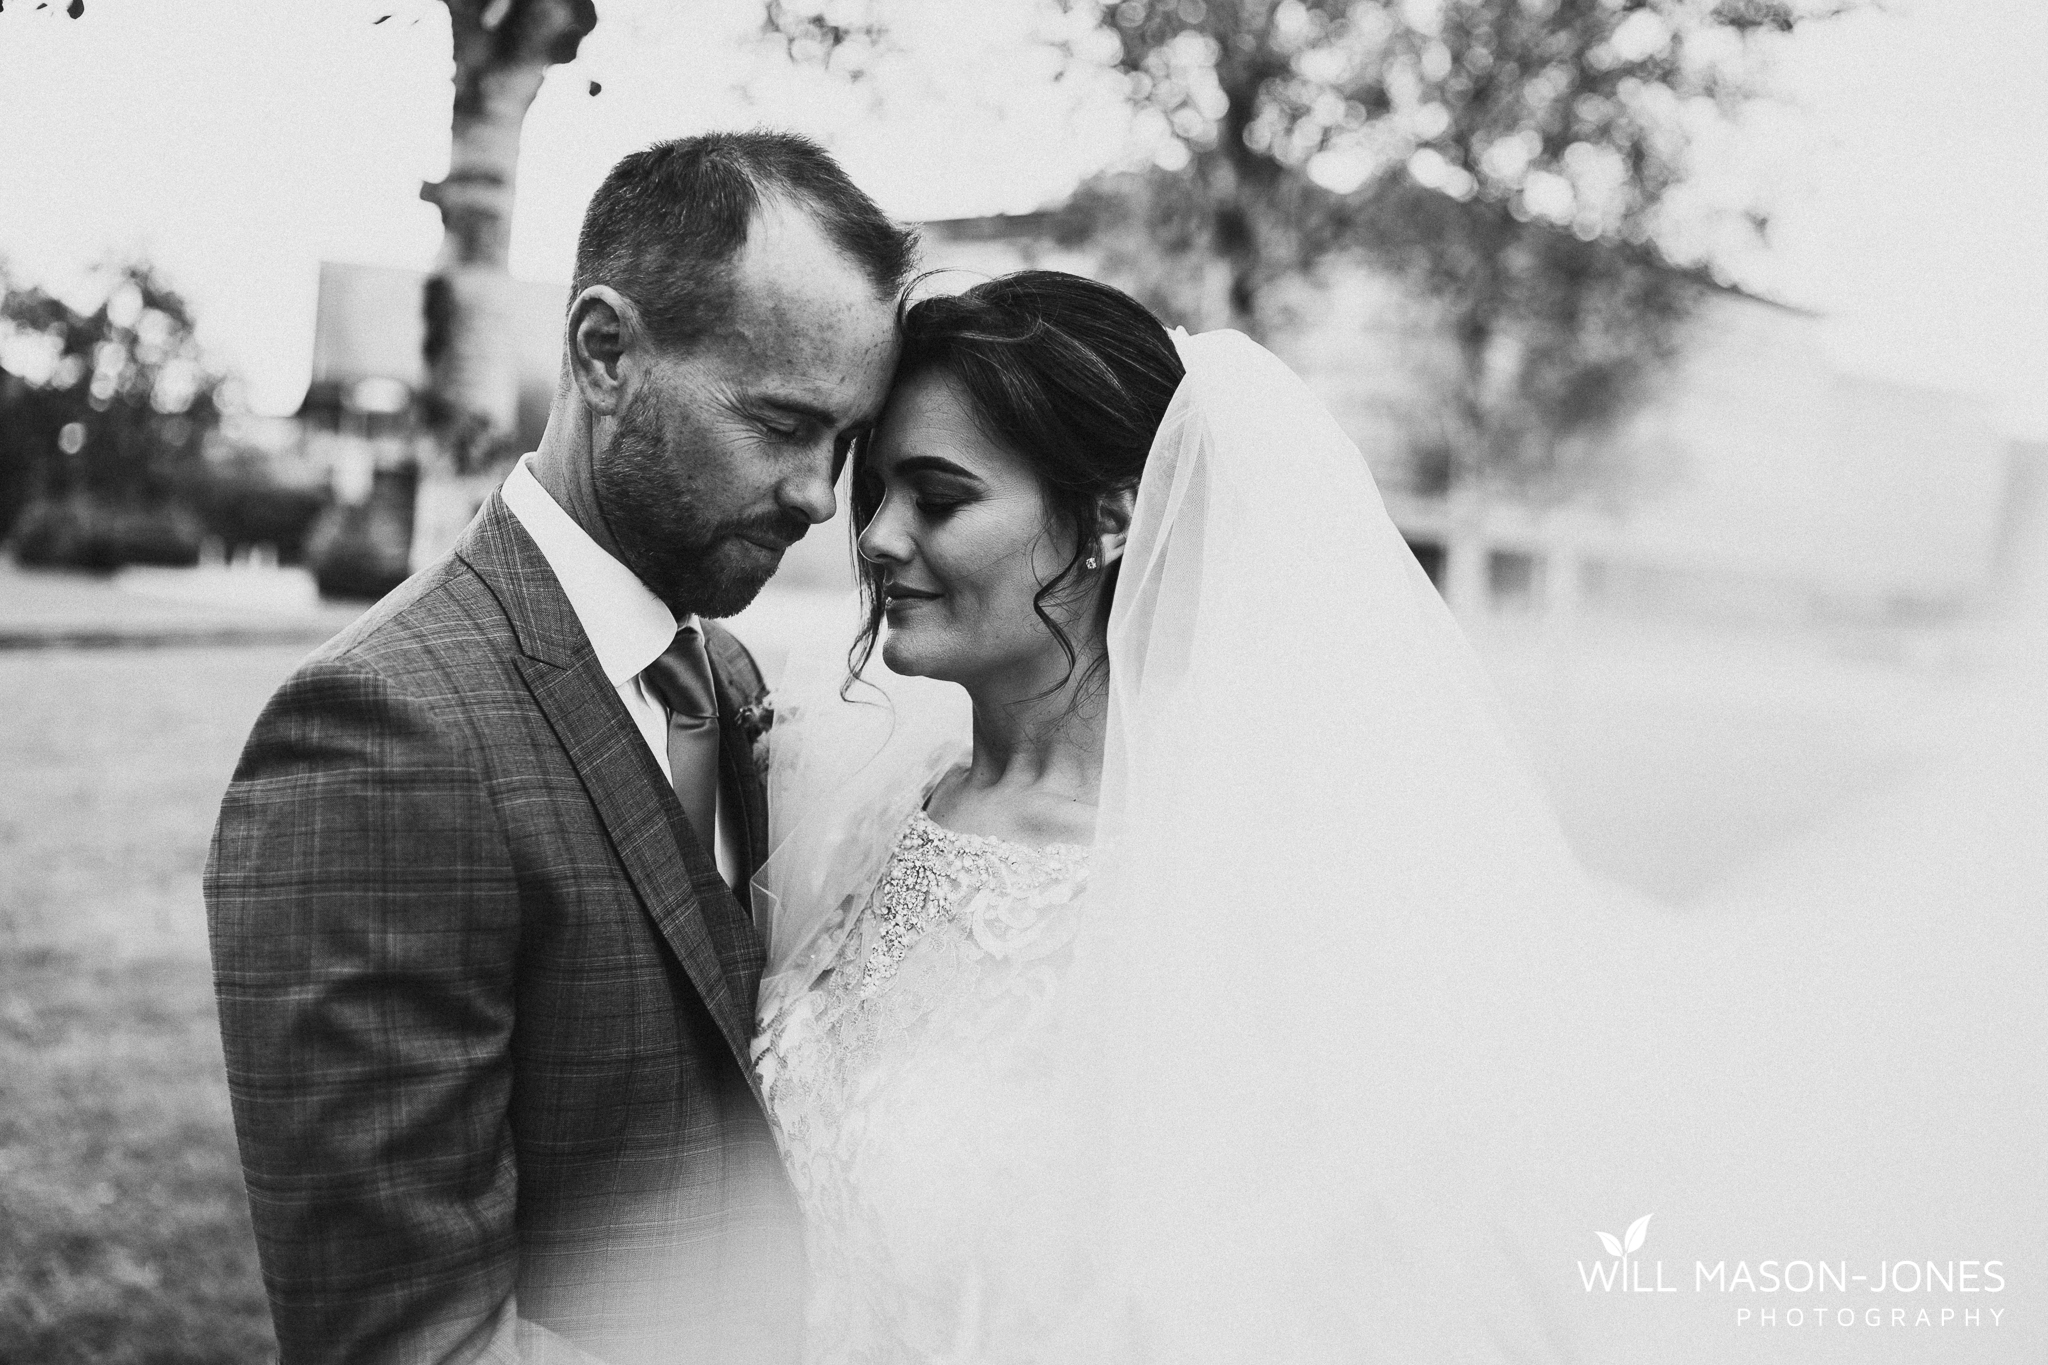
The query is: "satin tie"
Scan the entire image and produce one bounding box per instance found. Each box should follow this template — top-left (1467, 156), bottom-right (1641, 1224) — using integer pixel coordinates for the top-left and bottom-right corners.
top-left (642, 625), bottom-right (722, 869)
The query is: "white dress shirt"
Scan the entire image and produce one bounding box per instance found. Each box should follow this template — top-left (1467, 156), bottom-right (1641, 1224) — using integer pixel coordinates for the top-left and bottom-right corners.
top-left (501, 454), bottom-right (739, 888)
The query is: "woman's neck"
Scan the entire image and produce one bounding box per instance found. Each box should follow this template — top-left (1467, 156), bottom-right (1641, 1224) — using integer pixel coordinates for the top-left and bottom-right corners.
top-left (967, 687), bottom-right (1103, 794)
top-left (934, 657), bottom-right (1107, 846)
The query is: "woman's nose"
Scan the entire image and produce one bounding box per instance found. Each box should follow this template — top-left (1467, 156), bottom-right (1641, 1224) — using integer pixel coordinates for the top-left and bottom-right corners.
top-left (856, 497), bottom-right (911, 566)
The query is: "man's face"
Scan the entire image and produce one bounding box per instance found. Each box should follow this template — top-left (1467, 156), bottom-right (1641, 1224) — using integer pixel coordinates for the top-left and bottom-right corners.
top-left (595, 201), bottom-right (899, 619)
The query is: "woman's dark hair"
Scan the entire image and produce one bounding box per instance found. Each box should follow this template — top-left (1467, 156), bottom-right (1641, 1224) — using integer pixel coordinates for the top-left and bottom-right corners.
top-left (848, 270), bottom-right (1185, 692)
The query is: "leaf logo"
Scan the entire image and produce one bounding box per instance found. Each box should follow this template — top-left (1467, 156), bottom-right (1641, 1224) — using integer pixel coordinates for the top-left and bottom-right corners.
top-left (1594, 1213), bottom-right (1653, 1258)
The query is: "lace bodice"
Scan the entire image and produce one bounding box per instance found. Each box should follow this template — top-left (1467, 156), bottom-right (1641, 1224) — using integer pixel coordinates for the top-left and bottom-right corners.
top-left (753, 805), bottom-right (1090, 1365)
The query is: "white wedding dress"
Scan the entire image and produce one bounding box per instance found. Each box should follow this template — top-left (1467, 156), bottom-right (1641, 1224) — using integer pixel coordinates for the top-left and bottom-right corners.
top-left (754, 806), bottom-right (1090, 1362)
top-left (748, 330), bottom-right (2047, 1364)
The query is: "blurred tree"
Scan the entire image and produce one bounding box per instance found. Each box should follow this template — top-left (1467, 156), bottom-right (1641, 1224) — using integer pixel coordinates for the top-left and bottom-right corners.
top-left (769, 0), bottom-right (1837, 503)
top-left (1352, 175), bottom-right (1705, 504)
top-left (0, 260), bottom-right (224, 562)
top-left (0, 369), bottom-right (63, 548)
top-left (410, 0), bottom-right (597, 562)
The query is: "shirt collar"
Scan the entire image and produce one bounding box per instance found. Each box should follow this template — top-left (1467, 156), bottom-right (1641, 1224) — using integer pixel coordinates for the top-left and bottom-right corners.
top-left (501, 453), bottom-right (692, 685)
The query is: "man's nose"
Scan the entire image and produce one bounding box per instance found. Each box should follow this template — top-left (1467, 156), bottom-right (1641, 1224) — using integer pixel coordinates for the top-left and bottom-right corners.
top-left (779, 450), bottom-right (838, 526)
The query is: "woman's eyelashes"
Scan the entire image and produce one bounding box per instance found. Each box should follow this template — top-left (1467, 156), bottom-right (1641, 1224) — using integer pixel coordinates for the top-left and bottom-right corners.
top-left (903, 474), bottom-right (981, 518)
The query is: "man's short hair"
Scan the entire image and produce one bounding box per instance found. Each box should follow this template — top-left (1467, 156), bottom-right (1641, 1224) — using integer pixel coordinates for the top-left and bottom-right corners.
top-left (570, 130), bottom-right (918, 350)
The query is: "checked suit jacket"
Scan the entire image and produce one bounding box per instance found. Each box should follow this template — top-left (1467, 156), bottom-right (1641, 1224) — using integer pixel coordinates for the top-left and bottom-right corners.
top-left (206, 493), bottom-right (803, 1365)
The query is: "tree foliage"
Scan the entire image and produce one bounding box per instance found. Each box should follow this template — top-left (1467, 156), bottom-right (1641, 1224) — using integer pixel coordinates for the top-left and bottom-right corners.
top-left (0, 260), bottom-right (224, 539)
top-left (1355, 176), bottom-right (1704, 498)
top-left (768, 0), bottom-right (1839, 495)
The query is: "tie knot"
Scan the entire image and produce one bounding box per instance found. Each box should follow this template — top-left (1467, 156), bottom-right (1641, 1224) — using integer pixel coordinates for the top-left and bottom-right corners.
top-left (645, 626), bottom-right (719, 722)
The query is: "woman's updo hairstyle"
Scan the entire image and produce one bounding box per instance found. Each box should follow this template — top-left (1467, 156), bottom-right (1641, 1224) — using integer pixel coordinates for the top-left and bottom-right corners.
top-left (849, 270), bottom-right (1186, 688)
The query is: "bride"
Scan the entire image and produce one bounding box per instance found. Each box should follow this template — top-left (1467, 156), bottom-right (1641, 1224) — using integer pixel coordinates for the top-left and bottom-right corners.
top-left (745, 265), bottom-right (2048, 1364)
top-left (747, 270), bottom-right (1621, 1362)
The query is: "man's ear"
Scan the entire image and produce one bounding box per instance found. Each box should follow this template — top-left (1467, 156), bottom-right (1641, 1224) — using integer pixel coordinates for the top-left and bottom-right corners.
top-left (564, 286), bottom-right (637, 417)
top-left (1094, 484), bottom-right (1137, 569)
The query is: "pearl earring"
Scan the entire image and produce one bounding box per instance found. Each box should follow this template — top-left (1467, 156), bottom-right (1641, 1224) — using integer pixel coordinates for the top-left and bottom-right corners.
top-left (1084, 555), bottom-right (1099, 570)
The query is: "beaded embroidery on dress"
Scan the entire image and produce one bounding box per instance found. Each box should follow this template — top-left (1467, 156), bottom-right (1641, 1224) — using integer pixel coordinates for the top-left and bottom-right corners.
top-left (754, 802), bottom-right (1090, 1365)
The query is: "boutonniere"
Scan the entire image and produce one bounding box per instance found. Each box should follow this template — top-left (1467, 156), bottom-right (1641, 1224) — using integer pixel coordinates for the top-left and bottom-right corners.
top-left (734, 698), bottom-right (774, 747)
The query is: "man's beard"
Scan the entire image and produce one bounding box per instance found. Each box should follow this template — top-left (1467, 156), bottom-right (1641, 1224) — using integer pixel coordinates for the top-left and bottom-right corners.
top-left (594, 387), bottom-right (804, 619)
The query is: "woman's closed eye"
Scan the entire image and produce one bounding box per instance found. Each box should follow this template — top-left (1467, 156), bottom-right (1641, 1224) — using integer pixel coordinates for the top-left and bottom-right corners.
top-left (905, 473), bottom-right (981, 517)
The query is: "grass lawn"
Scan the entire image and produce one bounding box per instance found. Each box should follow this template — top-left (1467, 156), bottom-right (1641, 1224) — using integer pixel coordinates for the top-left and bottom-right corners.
top-left (0, 602), bottom-right (1953, 1361)
top-left (0, 645), bottom-right (310, 1363)
top-left (0, 951), bottom-right (273, 1364)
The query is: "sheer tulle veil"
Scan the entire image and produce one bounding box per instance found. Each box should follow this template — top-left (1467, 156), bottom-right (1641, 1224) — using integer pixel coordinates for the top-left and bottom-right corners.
top-left (757, 330), bottom-right (1646, 1359)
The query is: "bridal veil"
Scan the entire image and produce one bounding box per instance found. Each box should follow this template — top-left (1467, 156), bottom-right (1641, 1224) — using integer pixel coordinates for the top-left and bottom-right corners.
top-left (753, 327), bottom-right (1618, 1359)
top-left (994, 328), bottom-right (1610, 1358)
top-left (753, 329), bottom-right (2042, 1361)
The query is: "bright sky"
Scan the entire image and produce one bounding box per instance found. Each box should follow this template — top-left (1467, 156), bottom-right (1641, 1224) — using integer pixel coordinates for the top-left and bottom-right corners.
top-left (1, 0), bottom-right (2041, 437)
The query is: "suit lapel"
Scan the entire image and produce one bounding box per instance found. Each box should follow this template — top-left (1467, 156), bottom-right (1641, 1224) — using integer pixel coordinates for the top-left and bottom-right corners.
top-left (457, 494), bottom-right (758, 1072)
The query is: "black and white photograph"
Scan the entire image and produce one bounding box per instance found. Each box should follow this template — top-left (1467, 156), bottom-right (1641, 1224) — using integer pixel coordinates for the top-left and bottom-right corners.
top-left (1, 1), bottom-right (2042, 1361)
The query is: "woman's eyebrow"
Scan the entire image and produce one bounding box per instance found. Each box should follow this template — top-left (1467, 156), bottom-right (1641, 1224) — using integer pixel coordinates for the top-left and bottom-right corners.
top-left (890, 454), bottom-right (985, 483)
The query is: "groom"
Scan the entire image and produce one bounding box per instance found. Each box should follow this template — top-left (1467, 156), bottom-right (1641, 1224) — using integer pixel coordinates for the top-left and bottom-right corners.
top-left (207, 133), bottom-right (911, 1365)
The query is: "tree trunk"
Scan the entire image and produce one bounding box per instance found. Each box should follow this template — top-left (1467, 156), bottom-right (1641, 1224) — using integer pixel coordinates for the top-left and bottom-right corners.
top-left (1207, 180), bottom-right (1263, 338)
top-left (423, 59), bottom-right (543, 454)
top-left (1439, 305), bottom-right (1498, 617)
top-left (409, 0), bottom-right (595, 569)
top-left (1208, 44), bottom-right (1283, 338)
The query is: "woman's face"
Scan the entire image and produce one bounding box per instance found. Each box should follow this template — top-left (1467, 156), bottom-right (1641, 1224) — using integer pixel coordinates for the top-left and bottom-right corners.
top-left (856, 367), bottom-right (1098, 691)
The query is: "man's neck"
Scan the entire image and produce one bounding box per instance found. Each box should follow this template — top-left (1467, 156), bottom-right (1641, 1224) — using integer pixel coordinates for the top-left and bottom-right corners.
top-left (531, 434), bottom-right (626, 564)
top-left (526, 431), bottom-right (697, 628)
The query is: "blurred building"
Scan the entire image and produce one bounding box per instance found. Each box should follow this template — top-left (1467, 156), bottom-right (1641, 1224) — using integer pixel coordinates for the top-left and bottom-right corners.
top-left (1992, 440), bottom-right (2048, 617)
top-left (285, 245), bottom-right (2023, 621)
top-left (296, 261), bottom-right (565, 499)
top-left (284, 262), bottom-right (567, 587)
top-left (922, 215), bottom-right (2016, 625)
